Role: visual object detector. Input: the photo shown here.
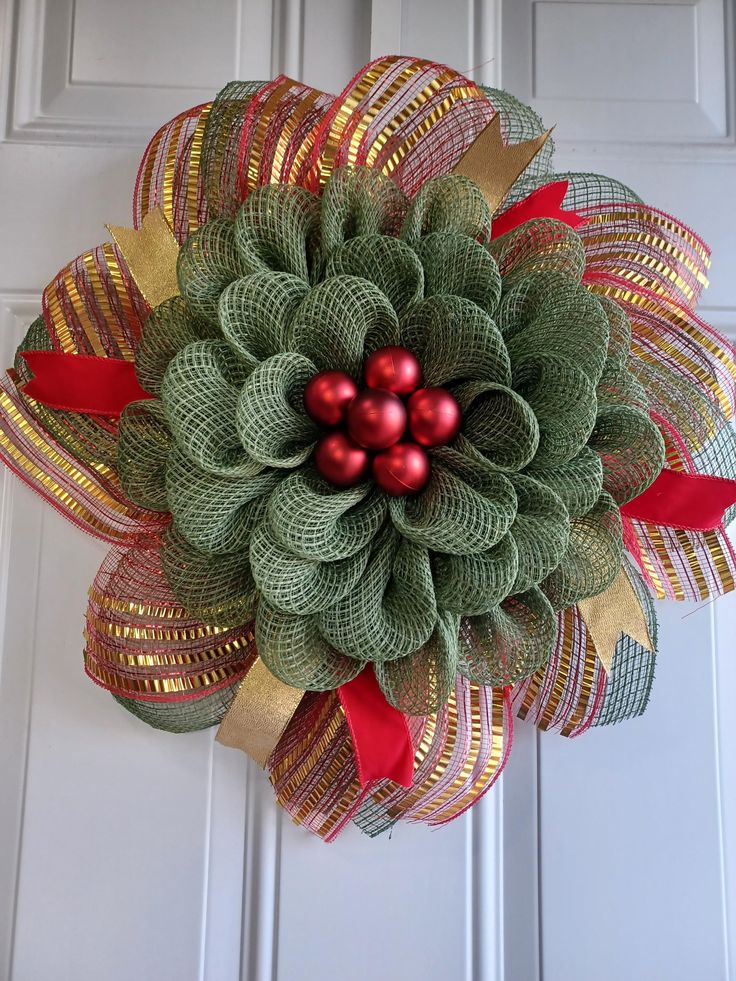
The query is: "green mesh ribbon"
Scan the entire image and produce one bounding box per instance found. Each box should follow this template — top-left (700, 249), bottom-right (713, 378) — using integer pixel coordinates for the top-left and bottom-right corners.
top-left (118, 166), bottom-right (664, 715)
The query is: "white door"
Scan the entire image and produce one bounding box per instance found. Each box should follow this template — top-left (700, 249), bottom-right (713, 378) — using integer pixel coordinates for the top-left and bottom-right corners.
top-left (0, 2), bottom-right (733, 980)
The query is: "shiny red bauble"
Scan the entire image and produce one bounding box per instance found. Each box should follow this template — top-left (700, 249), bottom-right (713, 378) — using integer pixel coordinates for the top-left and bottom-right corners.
top-left (303, 370), bottom-right (359, 427)
top-left (407, 387), bottom-right (462, 447)
top-left (313, 431), bottom-right (370, 487)
top-left (364, 346), bottom-right (422, 395)
top-left (373, 443), bottom-right (431, 495)
top-left (346, 388), bottom-right (407, 450)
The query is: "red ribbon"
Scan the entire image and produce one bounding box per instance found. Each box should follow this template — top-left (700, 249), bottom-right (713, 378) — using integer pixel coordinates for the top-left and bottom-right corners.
top-left (622, 468), bottom-right (736, 532)
top-left (338, 667), bottom-right (414, 788)
top-left (20, 351), bottom-right (152, 417)
top-left (491, 180), bottom-right (585, 239)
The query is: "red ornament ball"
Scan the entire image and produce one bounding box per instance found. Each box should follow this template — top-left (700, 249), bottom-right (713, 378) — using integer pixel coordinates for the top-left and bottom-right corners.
top-left (373, 443), bottom-right (431, 496)
top-left (407, 387), bottom-right (462, 447)
top-left (314, 431), bottom-right (370, 487)
top-left (364, 346), bottom-right (422, 395)
top-left (346, 388), bottom-right (407, 450)
top-left (303, 370), bottom-right (359, 427)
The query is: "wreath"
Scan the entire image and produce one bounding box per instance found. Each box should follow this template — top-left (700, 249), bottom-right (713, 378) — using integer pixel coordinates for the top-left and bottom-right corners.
top-left (3, 57), bottom-right (735, 841)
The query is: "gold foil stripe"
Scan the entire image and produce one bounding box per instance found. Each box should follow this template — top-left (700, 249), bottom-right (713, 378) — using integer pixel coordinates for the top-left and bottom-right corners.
top-left (185, 105), bottom-right (211, 234)
top-left (413, 687), bottom-right (505, 822)
top-left (86, 610), bottom-right (236, 646)
top-left (362, 71), bottom-right (470, 170)
top-left (270, 88), bottom-right (322, 185)
top-left (317, 59), bottom-right (431, 184)
top-left (0, 390), bottom-right (136, 540)
top-left (84, 650), bottom-right (244, 695)
top-left (45, 273), bottom-right (81, 354)
top-left (560, 631), bottom-right (599, 737)
top-left (162, 114), bottom-right (187, 235)
top-left (351, 65), bottom-right (459, 169)
top-left (582, 209), bottom-right (711, 266)
top-left (138, 121), bottom-right (166, 222)
top-left (85, 631), bottom-right (251, 668)
top-left (87, 585), bottom-right (229, 627)
top-left (100, 244), bottom-right (139, 359)
top-left (372, 86), bottom-right (478, 176)
top-left (247, 79), bottom-right (296, 192)
top-left (272, 696), bottom-right (362, 836)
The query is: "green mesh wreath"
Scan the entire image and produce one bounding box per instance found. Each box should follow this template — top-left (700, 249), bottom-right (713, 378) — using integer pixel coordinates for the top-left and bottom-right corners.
top-left (117, 166), bottom-right (664, 715)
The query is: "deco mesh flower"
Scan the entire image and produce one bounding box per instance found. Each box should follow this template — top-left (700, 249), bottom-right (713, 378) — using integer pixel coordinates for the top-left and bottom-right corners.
top-left (2, 57), bottom-right (735, 841)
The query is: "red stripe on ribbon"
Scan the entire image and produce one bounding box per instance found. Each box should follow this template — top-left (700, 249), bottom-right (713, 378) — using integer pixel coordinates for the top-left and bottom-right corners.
top-left (622, 468), bottom-right (736, 532)
top-left (491, 180), bottom-right (585, 239)
top-left (338, 667), bottom-right (414, 788)
top-left (20, 351), bottom-right (153, 417)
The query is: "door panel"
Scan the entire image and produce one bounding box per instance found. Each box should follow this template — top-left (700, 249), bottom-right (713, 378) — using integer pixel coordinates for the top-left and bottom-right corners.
top-left (0, 2), bottom-right (733, 980)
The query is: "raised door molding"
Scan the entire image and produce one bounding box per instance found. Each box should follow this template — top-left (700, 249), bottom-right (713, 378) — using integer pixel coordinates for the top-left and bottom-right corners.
top-left (502, 0), bottom-right (734, 158)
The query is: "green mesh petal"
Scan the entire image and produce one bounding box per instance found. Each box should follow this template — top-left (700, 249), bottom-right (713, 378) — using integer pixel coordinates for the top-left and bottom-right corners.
top-left (177, 219), bottom-right (244, 322)
top-left (287, 274), bottom-right (400, 376)
top-left (454, 381), bottom-right (539, 471)
top-left (160, 525), bottom-right (257, 625)
top-left (457, 587), bottom-right (556, 685)
top-left (135, 296), bottom-right (218, 397)
top-left (589, 404), bottom-right (664, 505)
top-left (541, 491), bottom-right (623, 610)
top-left (513, 355), bottom-right (597, 467)
top-left (508, 473), bottom-right (570, 591)
top-left (389, 458), bottom-right (517, 555)
top-left (161, 340), bottom-right (259, 476)
top-left (528, 446), bottom-right (603, 518)
top-left (400, 173), bottom-right (492, 245)
top-left (325, 235), bottom-right (423, 318)
top-left (256, 597), bottom-right (366, 690)
top-left (236, 353), bottom-right (318, 468)
top-left (400, 295), bottom-right (511, 387)
top-left (433, 533), bottom-right (519, 615)
top-left (250, 521), bottom-right (371, 615)
top-left (166, 448), bottom-right (279, 553)
top-left (118, 399), bottom-right (171, 511)
top-left (596, 294), bottom-right (632, 369)
top-left (218, 272), bottom-right (308, 363)
top-left (489, 218), bottom-right (585, 285)
top-left (496, 270), bottom-right (578, 342)
top-left (318, 528), bottom-right (437, 661)
top-left (233, 184), bottom-right (319, 281)
top-left (375, 610), bottom-right (459, 714)
top-left (505, 283), bottom-right (610, 385)
top-left (320, 166), bottom-right (408, 255)
top-left (267, 470), bottom-right (387, 561)
top-left (416, 232), bottom-right (501, 315)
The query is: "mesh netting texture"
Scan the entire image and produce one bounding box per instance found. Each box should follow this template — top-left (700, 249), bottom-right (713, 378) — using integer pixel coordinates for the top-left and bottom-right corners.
top-left (117, 165), bottom-right (665, 716)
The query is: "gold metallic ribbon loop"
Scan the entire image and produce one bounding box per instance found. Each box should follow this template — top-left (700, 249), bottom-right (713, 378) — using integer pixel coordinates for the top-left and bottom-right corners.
top-left (578, 567), bottom-right (654, 674)
top-left (106, 209), bottom-right (180, 308)
top-left (216, 658), bottom-right (304, 767)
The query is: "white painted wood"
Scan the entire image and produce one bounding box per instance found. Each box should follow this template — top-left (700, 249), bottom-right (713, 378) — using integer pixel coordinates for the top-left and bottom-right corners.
top-left (0, 1), bottom-right (734, 979)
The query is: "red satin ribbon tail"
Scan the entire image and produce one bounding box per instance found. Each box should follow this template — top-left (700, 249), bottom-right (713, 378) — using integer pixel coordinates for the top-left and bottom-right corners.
top-left (20, 351), bottom-right (153, 417)
top-left (491, 180), bottom-right (585, 239)
top-left (338, 667), bottom-right (414, 788)
top-left (622, 468), bottom-right (736, 532)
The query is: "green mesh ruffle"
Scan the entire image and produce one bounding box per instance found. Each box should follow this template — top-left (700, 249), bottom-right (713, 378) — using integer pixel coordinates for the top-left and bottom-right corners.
top-left (118, 166), bottom-right (664, 714)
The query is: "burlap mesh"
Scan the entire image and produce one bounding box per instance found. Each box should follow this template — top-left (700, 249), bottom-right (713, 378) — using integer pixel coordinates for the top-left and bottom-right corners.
top-left (118, 166), bottom-right (663, 714)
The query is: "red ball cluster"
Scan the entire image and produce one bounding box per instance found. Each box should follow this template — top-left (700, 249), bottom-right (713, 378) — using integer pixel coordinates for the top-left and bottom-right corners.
top-left (303, 346), bottom-right (461, 496)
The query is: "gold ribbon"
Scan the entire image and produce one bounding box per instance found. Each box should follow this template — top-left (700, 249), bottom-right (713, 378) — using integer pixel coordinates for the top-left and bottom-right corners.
top-left (578, 568), bottom-right (654, 674)
top-left (216, 658), bottom-right (304, 766)
top-left (451, 114), bottom-right (552, 214)
top-left (106, 209), bottom-right (180, 308)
